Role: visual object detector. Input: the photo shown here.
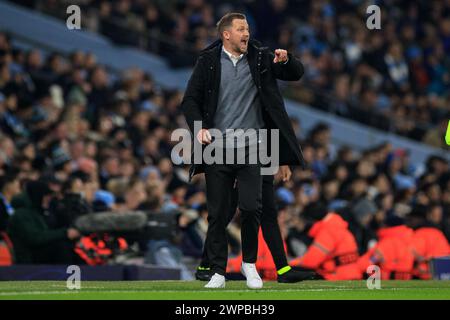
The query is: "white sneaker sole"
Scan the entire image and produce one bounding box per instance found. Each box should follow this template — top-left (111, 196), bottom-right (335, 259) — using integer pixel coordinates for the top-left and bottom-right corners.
top-left (204, 283), bottom-right (225, 288)
top-left (246, 282), bottom-right (263, 289)
top-left (204, 280), bottom-right (225, 288)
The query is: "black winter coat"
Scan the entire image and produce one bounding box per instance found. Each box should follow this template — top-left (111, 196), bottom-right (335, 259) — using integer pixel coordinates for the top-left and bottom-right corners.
top-left (181, 39), bottom-right (306, 179)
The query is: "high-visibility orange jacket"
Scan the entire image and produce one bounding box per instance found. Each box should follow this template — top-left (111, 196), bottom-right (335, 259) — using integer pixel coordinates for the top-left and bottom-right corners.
top-left (411, 227), bottom-right (450, 279)
top-left (0, 232), bottom-right (13, 266)
top-left (358, 225), bottom-right (414, 280)
top-left (75, 233), bottom-right (128, 266)
top-left (227, 229), bottom-right (287, 280)
top-left (291, 213), bottom-right (361, 280)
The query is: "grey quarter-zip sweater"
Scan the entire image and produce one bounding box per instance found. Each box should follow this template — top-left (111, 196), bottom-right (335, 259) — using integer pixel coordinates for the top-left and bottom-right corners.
top-left (213, 47), bottom-right (265, 149)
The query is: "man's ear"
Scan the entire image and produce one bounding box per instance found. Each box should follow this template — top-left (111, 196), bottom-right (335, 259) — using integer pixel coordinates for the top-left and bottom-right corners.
top-left (223, 30), bottom-right (230, 40)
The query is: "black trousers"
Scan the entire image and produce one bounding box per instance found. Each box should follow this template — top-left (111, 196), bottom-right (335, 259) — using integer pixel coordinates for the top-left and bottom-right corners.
top-left (201, 174), bottom-right (289, 273)
top-left (203, 151), bottom-right (263, 276)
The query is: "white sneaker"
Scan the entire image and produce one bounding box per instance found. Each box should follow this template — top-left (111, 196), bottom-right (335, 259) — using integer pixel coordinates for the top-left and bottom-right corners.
top-left (204, 273), bottom-right (225, 288)
top-left (241, 262), bottom-right (263, 289)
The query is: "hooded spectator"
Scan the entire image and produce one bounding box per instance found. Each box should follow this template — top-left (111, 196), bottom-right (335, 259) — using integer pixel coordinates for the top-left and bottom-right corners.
top-left (7, 180), bottom-right (81, 263)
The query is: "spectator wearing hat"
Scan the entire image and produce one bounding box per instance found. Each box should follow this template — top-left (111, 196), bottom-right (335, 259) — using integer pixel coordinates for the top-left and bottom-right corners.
top-left (93, 189), bottom-right (116, 212)
top-left (139, 165), bottom-right (161, 184)
top-left (348, 197), bottom-right (378, 254)
top-left (51, 145), bottom-right (73, 180)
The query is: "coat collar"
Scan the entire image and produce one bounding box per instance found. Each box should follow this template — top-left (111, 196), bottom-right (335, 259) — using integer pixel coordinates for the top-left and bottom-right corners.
top-left (200, 38), bottom-right (265, 57)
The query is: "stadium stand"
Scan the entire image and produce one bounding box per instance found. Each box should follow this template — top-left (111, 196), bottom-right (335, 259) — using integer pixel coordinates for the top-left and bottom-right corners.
top-left (0, 0), bottom-right (449, 280)
top-left (16, 0), bottom-right (450, 148)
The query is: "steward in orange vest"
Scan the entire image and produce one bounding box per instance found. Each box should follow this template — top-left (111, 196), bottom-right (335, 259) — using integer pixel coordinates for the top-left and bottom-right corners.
top-left (412, 227), bottom-right (449, 279)
top-left (291, 212), bottom-right (362, 280)
top-left (358, 216), bottom-right (414, 280)
top-left (407, 205), bottom-right (450, 279)
top-left (0, 232), bottom-right (13, 265)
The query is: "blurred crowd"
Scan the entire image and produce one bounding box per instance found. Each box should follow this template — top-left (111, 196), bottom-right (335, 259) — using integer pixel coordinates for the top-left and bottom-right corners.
top-left (16, 0), bottom-right (450, 148)
top-left (0, 30), bottom-right (199, 270)
top-left (0, 0), bottom-right (449, 279)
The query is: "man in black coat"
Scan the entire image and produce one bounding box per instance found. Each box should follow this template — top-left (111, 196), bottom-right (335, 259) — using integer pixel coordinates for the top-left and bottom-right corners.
top-left (181, 13), bottom-right (305, 289)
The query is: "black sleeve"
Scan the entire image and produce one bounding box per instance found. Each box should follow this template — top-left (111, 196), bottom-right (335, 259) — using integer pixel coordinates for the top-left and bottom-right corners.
top-left (0, 203), bottom-right (9, 232)
top-left (181, 56), bottom-right (207, 135)
top-left (270, 52), bottom-right (305, 81)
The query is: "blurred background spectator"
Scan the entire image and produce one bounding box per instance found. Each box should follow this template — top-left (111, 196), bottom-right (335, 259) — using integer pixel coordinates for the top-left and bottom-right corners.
top-left (11, 0), bottom-right (450, 148)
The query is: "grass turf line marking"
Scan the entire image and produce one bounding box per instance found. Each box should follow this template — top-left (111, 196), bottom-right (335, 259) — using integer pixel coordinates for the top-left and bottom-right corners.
top-left (2, 287), bottom-right (447, 296)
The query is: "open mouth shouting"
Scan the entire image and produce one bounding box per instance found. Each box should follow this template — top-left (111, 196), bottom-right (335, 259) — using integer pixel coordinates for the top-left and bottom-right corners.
top-left (240, 38), bottom-right (249, 52)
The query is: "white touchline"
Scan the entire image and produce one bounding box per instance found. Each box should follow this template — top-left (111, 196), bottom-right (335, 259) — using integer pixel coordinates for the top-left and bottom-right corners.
top-left (0, 287), bottom-right (427, 296)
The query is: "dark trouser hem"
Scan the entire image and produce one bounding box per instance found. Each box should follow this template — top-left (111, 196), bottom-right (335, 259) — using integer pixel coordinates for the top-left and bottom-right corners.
top-left (210, 269), bottom-right (226, 276)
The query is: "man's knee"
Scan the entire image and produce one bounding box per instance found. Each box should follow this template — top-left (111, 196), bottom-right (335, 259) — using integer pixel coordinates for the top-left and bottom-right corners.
top-left (239, 200), bottom-right (262, 215)
top-left (261, 215), bottom-right (277, 231)
top-left (239, 187), bottom-right (262, 214)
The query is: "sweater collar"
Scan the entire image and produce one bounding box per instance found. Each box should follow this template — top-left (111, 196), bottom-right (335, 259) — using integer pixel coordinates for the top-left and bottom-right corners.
top-left (222, 46), bottom-right (244, 66)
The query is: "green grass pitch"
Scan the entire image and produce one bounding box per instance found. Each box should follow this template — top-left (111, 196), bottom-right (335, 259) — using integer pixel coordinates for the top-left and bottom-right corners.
top-left (0, 280), bottom-right (449, 300)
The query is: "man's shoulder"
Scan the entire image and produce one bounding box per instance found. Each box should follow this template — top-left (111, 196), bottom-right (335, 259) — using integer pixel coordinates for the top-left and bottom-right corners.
top-left (10, 206), bottom-right (34, 218)
top-left (249, 39), bottom-right (269, 52)
top-left (197, 38), bottom-right (271, 61)
top-left (198, 40), bottom-right (221, 60)
top-left (194, 49), bottom-right (216, 70)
